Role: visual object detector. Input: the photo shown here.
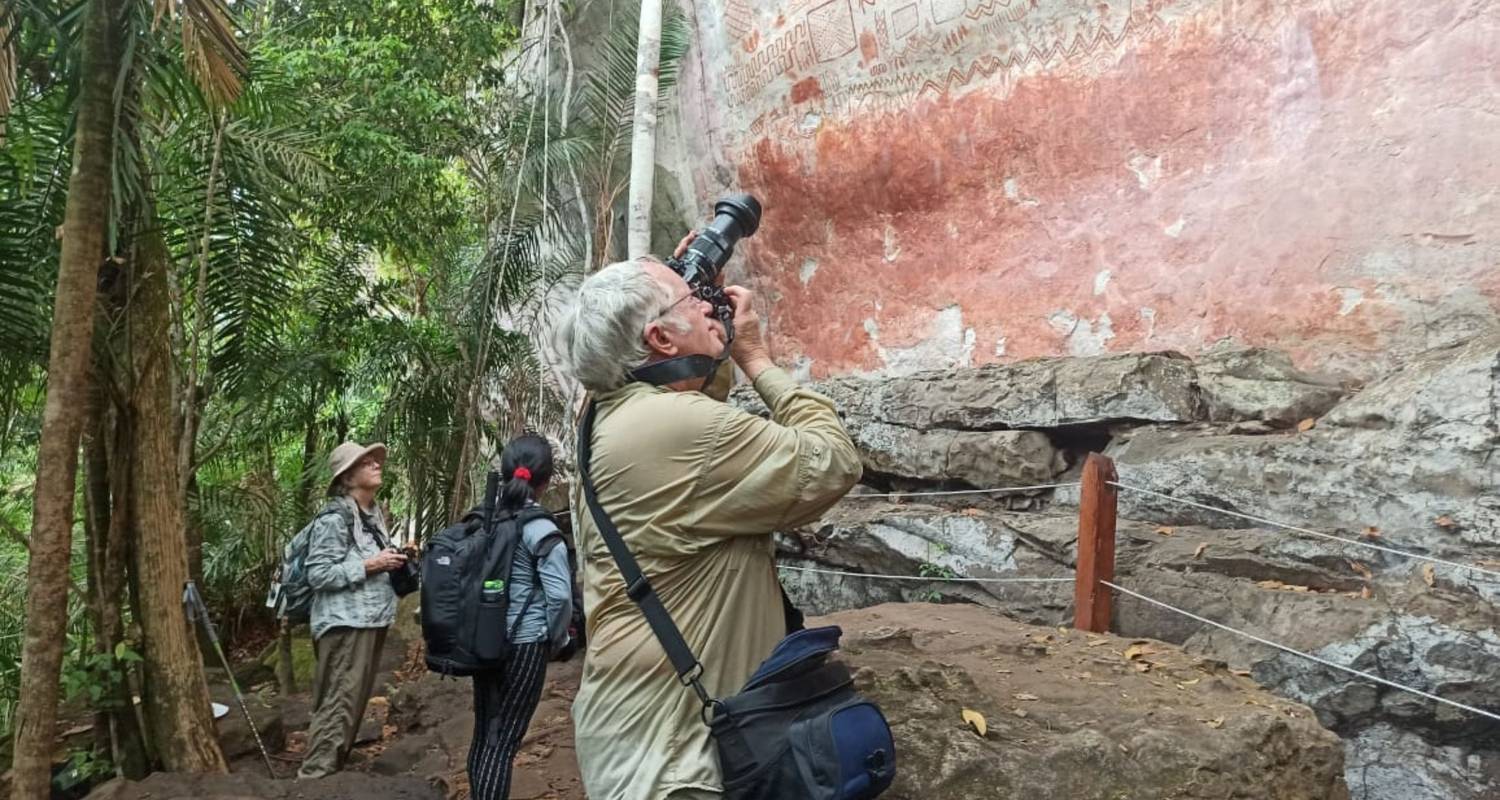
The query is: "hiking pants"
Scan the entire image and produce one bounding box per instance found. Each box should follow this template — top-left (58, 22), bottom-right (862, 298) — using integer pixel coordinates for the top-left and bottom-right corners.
top-left (467, 641), bottom-right (550, 800)
top-left (298, 625), bottom-right (388, 778)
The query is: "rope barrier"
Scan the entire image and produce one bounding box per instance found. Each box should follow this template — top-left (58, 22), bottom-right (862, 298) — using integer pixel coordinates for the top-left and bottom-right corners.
top-left (848, 482), bottom-right (1081, 500)
top-left (1109, 481), bottom-right (1500, 582)
top-left (1101, 580), bottom-right (1500, 723)
top-left (777, 564), bottom-right (1073, 584)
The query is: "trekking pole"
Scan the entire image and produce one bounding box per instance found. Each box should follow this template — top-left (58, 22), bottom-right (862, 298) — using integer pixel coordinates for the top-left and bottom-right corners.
top-left (482, 470), bottom-right (500, 532)
top-left (183, 580), bottom-right (276, 777)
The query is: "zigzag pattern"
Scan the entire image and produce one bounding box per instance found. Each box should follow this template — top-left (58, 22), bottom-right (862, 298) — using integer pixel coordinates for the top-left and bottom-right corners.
top-left (962, 0), bottom-right (1017, 21)
top-left (913, 11), bottom-right (1163, 101)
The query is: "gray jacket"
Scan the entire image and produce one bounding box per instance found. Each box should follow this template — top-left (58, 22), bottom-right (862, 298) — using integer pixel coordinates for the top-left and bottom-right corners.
top-left (304, 496), bottom-right (397, 641)
top-left (508, 505), bottom-right (574, 650)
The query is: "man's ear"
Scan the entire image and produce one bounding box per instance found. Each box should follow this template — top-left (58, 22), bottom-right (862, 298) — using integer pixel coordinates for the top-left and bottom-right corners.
top-left (643, 320), bottom-right (677, 358)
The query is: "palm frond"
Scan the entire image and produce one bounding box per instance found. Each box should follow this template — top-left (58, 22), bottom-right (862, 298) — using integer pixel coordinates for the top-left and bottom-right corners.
top-left (154, 0), bottom-right (246, 107)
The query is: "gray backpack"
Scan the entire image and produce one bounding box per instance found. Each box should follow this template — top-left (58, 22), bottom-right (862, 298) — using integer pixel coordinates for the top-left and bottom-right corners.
top-left (266, 501), bottom-right (355, 622)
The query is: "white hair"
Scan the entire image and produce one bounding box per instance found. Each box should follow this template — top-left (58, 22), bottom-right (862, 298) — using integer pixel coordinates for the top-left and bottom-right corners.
top-left (553, 259), bottom-right (680, 393)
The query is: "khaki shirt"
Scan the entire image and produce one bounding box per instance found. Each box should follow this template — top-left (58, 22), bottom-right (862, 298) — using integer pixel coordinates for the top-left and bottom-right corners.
top-left (571, 366), bottom-right (862, 800)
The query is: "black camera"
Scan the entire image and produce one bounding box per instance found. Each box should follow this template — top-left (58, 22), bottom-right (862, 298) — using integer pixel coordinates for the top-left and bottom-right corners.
top-left (663, 193), bottom-right (762, 329)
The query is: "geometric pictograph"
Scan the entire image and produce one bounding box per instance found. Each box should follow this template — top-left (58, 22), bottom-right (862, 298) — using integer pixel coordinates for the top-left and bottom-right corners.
top-left (808, 0), bottom-right (859, 62)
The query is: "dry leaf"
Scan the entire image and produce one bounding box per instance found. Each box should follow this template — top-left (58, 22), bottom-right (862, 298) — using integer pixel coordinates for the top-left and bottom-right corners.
top-left (1230, 669), bottom-right (1252, 677)
top-left (1155, 526), bottom-right (1175, 537)
top-left (1133, 661), bottom-right (1152, 673)
top-left (1297, 418), bottom-right (1316, 432)
top-left (1422, 564), bottom-right (1436, 587)
top-left (1012, 708), bottom-right (1028, 719)
top-left (1193, 543), bottom-right (1208, 559)
top-left (1176, 678), bottom-right (1201, 689)
top-left (960, 507), bottom-right (981, 517)
top-left (1088, 639), bottom-right (1110, 648)
top-left (1123, 643), bottom-right (1155, 660)
top-left (961, 708), bottom-right (988, 737)
top-left (1361, 526), bottom-right (1382, 539)
top-left (1206, 717), bottom-right (1225, 729)
top-left (1360, 586), bottom-right (1372, 599)
top-left (1256, 579), bottom-right (1287, 590)
top-left (1435, 515), bottom-right (1457, 529)
top-left (1013, 693), bottom-right (1040, 702)
top-left (1348, 560), bottom-right (1373, 580)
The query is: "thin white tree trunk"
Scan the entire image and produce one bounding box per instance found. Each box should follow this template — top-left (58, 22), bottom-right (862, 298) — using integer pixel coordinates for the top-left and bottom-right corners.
top-left (626, 0), bottom-right (662, 258)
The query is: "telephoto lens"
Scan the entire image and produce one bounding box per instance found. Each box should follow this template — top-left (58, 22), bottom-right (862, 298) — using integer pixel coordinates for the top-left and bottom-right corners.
top-left (668, 193), bottom-right (762, 288)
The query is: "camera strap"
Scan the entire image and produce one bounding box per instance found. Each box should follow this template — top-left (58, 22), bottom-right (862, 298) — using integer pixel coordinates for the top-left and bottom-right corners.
top-left (576, 400), bottom-right (714, 709)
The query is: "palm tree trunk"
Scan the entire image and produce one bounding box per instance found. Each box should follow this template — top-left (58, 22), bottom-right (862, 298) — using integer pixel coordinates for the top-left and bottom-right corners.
top-left (10, 0), bottom-right (122, 794)
top-left (626, 0), bottom-right (662, 258)
top-left (84, 378), bottom-right (150, 778)
top-left (125, 215), bottom-right (228, 773)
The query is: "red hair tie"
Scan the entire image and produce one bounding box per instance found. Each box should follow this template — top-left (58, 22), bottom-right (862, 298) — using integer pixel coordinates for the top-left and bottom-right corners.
top-left (513, 466), bottom-right (532, 483)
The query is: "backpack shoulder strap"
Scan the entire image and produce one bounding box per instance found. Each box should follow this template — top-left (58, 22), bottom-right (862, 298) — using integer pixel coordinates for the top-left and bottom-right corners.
top-left (517, 507), bottom-right (564, 559)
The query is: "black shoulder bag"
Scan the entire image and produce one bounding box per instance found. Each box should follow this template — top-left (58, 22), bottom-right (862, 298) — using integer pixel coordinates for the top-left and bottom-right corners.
top-left (578, 401), bottom-right (896, 800)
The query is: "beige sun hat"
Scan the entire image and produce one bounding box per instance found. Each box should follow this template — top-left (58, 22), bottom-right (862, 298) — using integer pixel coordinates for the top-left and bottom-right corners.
top-left (327, 441), bottom-right (388, 494)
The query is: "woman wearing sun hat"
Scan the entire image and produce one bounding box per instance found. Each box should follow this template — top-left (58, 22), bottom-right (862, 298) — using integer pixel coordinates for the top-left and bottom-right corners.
top-left (297, 441), bottom-right (407, 779)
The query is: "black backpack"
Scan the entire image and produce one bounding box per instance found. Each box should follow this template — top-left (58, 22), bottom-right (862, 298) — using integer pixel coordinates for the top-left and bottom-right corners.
top-left (420, 477), bottom-right (562, 676)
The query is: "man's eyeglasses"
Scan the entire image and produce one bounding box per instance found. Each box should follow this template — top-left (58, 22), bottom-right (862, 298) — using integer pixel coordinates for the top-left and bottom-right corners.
top-left (652, 286), bottom-right (707, 321)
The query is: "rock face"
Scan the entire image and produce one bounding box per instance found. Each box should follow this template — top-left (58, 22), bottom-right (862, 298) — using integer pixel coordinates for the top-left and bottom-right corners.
top-left (735, 347), bottom-right (1344, 490)
top-left (662, 0), bottom-right (1500, 380)
top-left (820, 603), bottom-right (1348, 799)
top-left (1104, 333), bottom-right (1500, 570)
top-left (766, 334), bottom-right (1500, 799)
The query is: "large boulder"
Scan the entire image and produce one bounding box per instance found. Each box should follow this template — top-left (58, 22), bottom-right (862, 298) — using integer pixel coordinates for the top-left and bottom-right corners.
top-left (820, 603), bottom-right (1348, 799)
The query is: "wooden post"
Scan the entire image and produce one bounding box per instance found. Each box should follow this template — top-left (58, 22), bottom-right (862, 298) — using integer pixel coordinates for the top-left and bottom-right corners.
top-left (1073, 453), bottom-right (1118, 633)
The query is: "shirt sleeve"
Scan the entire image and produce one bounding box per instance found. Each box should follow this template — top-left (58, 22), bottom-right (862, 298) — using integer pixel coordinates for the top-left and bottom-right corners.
top-left (528, 521), bottom-right (575, 650)
top-left (681, 366), bottom-right (863, 536)
top-left (305, 510), bottom-right (365, 591)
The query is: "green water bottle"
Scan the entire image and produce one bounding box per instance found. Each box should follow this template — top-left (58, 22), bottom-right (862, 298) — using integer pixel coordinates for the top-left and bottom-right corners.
top-left (481, 579), bottom-right (504, 604)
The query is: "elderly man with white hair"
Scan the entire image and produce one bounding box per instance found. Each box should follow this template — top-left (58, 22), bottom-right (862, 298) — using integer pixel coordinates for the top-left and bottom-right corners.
top-left (555, 251), bottom-right (863, 800)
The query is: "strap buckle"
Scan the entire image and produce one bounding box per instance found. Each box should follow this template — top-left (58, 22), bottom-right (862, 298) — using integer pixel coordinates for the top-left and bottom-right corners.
top-left (626, 575), bottom-right (653, 602)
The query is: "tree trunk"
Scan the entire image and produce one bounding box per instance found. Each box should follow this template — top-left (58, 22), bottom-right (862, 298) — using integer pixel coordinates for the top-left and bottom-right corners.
top-left (125, 216), bottom-right (228, 774)
top-left (626, 0), bottom-right (662, 258)
top-left (83, 377), bottom-right (150, 779)
top-left (10, 0), bottom-right (122, 794)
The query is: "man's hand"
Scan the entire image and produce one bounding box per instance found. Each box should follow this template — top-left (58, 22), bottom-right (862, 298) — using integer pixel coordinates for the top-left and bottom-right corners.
top-left (364, 549), bottom-right (407, 576)
top-left (724, 285), bottom-right (773, 380)
top-left (672, 230), bottom-right (696, 260)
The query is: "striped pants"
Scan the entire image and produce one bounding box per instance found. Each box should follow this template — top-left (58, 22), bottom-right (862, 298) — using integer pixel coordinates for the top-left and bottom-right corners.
top-left (467, 641), bottom-right (550, 800)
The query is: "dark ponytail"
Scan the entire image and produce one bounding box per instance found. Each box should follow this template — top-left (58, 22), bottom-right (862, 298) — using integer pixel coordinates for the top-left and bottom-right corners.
top-left (498, 433), bottom-right (555, 513)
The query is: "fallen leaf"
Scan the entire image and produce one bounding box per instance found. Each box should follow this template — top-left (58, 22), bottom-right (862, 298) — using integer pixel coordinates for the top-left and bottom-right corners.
top-left (1256, 579), bottom-right (1287, 590)
top-left (1297, 418), bottom-right (1317, 432)
top-left (1088, 639), bottom-right (1109, 648)
top-left (1193, 543), bottom-right (1208, 559)
top-left (1133, 661), bottom-right (1152, 673)
top-left (1206, 717), bottom-right (1225, 729)
top-left (1362, 526), bottom-right (1382, 540)
top-left (1155, 526), bottom-right (1175, 536)
top-left (1013, 693), bottom-right (1039, 702)
top-left (1231, 669), bottom-right (1252, 677)
top-left (960, 507), bottom-right (981, 517)
top-left (1435, 515), bottom-right (1457, 529)
top-left (1422, 564), bottom-right (1436, 587)
top-left (1348, 560), bottom-right (1373, 580)
top-left (1360, 586), bottom-right (1373, 599)
top-left (1176, 678), bottom-right (1201, 689)
top-left (1123, 642), bottom-right (1155, 661)
top-left (1012, 708), bottom-right (1028, 719)
top-left (961, 708), bottom-right (987, 737)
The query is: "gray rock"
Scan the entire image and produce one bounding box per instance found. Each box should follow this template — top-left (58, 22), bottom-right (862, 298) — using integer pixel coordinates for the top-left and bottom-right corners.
top-left (1195, 346), bottom-right (1346, 426)
top-left (853, 423), bottom-right (1065, 486)
top-left (1103, 333), bottom-right (1500, 574)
